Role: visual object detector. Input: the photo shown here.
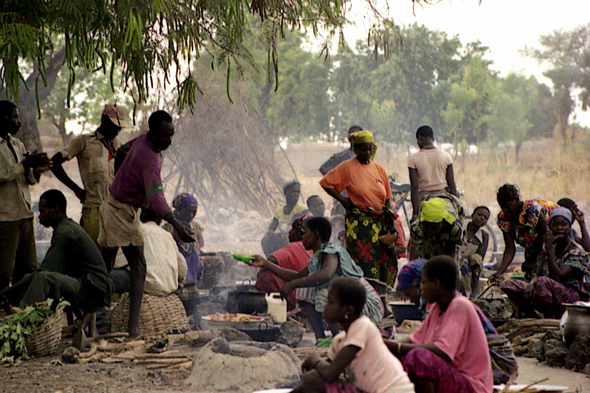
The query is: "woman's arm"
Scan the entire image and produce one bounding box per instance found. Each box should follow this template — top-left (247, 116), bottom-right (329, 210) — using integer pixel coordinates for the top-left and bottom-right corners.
top-left (322, 186), bottom-right (354, 211)
top-left (528, 214), bottom-right (548, 272)
top-left (409, 168), bottom-right (420, 221)
top-left (476, 231), bottom-right (490, 260)
top-left (384, 340), bottom-right (451, 363)
top-left (489, 231), bottom-right (516, 283)
top-left (544, 234), bottom-right (575, 282)
top-left (304, 346), bottom-right (361, 383)
top-left (445, 164), bottom-right (458, 197)
top-left (289, 253), bottom-right (338, 290)
top-left (267, 217), bottom-right (279, 232)
top-left (574, 209), bottom-right (590, 252)
top-left (251, 255), bottom-right (308, 282)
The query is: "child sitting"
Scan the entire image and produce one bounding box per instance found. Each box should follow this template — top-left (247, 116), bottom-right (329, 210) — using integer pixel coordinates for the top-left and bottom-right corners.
top-left (385, 256), bottom-right (493, 393)
top-left (294, 277), bottom-right (414, 393)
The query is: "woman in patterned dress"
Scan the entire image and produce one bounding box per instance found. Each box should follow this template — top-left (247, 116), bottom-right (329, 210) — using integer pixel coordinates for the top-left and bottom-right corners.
top-left (489, 184), bottom-right (557, 283)
top-left (320, 130), bottom-right (399, 290)
top-left (500, 207), bottom-right (590, 318)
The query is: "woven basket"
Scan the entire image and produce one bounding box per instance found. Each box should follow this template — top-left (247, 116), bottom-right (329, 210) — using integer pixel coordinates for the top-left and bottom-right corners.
top-left (110, 293), bottom-right (189, 335)
top-left (25, 307), bottom-right (66, 356)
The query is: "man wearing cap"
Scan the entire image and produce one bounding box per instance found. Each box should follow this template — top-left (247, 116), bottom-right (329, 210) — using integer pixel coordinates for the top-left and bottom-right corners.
top-left (51, 104), bottom-right (128, 242)
top-left (408, 125), bottom-right (458, 222)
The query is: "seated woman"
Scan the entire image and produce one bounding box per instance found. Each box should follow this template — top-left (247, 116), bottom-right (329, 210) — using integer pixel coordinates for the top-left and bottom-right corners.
top-left (262, 180), bottom-right (308, 257)
top-left (320, 130), bottom-right (399, 289)
top-left (500, 207), bottom-right (590, 318)
top-left (490, 184), bottom-right (557, 283)
top-left (249, 217), bottom-right (384, 340)
top-left (557, 198), bottom-right (589, 252)
top-left (458, 206), bottom-right (490, 298)
top-left (163, 193), bottom-right (204, 282)
top-left (397, 259), bottom-right (428, 310)
top-left (255, 215), bottom-right (313, 311)
top-left (293, 278), bottom-right (414, 393)
top-left (386, 256), bottom-right (493, 393)
top-left (396, 258), bottom-right (518, 385)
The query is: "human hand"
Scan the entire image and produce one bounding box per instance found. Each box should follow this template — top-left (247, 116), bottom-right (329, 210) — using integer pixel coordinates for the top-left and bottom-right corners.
top-left (524, 282), bottom-right (535, 300)
top-left (174, 222), bottom-right (195, 243)
top-left (23, 153), bottom-right (52, 172)
top-left (340, 198), bottom-right (355, 211)
top-left (248, 255), bottom-right (266, 268)
top-left (488, 272), bottom-right (502, 285)
top-left (410, 215), bottom-right (419, 224)
top-left (75, 188), bottom-right (87, 203)
top-left (279, 282), bottom-right (294, 300)
top-left (574, 208), bottom-right (585, 224)
top-left (302, 353), bottom-right (322, 372)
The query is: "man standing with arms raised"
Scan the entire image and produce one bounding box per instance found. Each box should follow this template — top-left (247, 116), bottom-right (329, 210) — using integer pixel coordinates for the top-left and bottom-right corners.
top-left (51, 104), bottom-right (127, 242)
top-left (408, 125), bottom-right (458, 222)
top-left (0, 101), bottom-right (51, 290)
top-left (98, 110), bottom-right (194, 338)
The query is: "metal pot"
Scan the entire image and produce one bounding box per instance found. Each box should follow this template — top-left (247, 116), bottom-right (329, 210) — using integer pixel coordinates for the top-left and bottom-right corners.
top-left (563, 304), bottom-right (590, 345)
top-left (226, 290), bottom-right (268, 314)
top-left (238, 321), bottom-right (280, 342)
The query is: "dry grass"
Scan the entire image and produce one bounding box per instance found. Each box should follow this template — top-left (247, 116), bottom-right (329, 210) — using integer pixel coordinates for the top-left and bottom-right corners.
top-left (29, 136), bottom-right (590, 255)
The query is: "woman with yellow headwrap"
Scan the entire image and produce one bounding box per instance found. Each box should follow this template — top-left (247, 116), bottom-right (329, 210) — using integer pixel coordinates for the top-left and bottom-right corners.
top-left (409, 197), bottom-right (478, 296)
top-left (320, 130), bottom-right (399, 289)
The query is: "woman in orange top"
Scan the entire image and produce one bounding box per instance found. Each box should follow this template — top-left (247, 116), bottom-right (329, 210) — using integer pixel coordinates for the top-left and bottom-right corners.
top-left (320, 130), bottom-right (399, 288)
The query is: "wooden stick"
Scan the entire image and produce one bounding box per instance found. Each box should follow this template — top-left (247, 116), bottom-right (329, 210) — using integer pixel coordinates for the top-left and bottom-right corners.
top-left (144, 360), bottom-right (192, 369)
top-left (98, 340), bottom-right (146, 351)
top-left (79, 343), bottom-right (99, 359)
top-left (517, 377), bottom-right (550, 392)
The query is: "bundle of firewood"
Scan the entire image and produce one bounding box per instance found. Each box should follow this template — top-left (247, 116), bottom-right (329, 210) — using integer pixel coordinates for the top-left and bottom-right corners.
top-left (497, 319), bottom-right (560, 353)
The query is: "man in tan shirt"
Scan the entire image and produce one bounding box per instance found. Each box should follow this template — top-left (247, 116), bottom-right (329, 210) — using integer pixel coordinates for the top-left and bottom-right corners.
top-left (51, 104), bottom-right (128, 242)
top-left (408, 125), bottom-right (457, 221)
top-left (0, 101), bottom-right (52, 290)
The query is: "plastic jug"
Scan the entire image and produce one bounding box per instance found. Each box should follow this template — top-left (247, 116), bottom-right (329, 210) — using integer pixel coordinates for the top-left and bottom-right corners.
top-left (265, 293), bottom-right (287, 323)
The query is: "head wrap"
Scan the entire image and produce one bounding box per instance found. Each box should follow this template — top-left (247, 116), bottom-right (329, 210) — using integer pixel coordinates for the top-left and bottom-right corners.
top-left (397, 259), bottom-right (428, 291)
top-left (348, 130), bottom-right (377, 161)
top-left (283, 179), bottom-right (300, 194)
top-left (172, 193), bottom-right (199, 212)
top-left (420, 198), bottom-right (456, 224)
top-left (292, 214), bottom-right (310, 233)
top-left (549, 207), bottom-right (572, 225)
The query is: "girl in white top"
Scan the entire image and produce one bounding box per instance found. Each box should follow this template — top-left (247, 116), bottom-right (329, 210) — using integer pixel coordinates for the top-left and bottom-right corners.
top-left (293, 277), bottom-right (414, 393)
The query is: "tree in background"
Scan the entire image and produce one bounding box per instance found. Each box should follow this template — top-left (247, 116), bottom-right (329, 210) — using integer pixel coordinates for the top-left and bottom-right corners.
top-left (443, 56), bottom-right (495, 158)
top-left (330, 24), bottom-right (464, 143)
top-left (528, 24), bottom-right (590, 145)
top-left (0, 0), bottom-right (412, 149)
top-left (488, 73), bottom-right (537, 164)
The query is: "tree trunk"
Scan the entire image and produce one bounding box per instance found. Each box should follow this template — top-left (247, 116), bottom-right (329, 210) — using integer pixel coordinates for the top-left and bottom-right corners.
top-left (515, 141), bottom-right (522, 165)
top-left (2, 47), bottom-right (67, 151)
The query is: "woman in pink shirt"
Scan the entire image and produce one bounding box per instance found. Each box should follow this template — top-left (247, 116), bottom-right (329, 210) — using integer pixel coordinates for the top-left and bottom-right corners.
top-left (385, 256), bottom-right (493, 393)
top-left (293, 277), bottom-right (414, 393)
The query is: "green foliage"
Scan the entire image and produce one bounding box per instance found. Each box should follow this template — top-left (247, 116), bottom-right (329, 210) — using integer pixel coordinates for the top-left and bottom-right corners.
top-left (527, 24), bottom-right (590, 141)
top-left (444, 56), bottom-right (495, 146)
top-left (0, 300), bottom-right (67, 363)
top-left (0, 0), bottom-right (383, 112)
top-left (330, 24), bottom-right (466, 143)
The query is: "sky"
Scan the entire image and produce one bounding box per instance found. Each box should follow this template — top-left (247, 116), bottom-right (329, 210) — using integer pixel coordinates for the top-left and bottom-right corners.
top-left (342, 0), bottom-right (590, 124)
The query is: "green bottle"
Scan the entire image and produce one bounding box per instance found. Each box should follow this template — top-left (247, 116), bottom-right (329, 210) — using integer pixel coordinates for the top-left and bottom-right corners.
top-left (232, 253), bottom-right (255, 263)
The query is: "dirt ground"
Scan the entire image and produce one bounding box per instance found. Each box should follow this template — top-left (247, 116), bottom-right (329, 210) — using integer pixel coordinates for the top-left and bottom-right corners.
top-left (1, 352), bottom-right (588, 393)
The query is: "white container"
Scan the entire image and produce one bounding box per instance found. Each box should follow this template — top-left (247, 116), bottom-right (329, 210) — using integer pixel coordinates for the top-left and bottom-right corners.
top-left (265, 293), bottom-right (287, 323)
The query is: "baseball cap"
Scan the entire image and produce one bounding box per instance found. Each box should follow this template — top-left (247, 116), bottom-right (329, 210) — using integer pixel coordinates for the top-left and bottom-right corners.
top-left (102, 104), bottom-right (129, 128)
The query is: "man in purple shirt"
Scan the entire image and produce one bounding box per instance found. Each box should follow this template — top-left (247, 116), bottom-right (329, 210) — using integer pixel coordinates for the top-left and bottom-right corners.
top-left (98, 110), bottom-right (194, 338)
